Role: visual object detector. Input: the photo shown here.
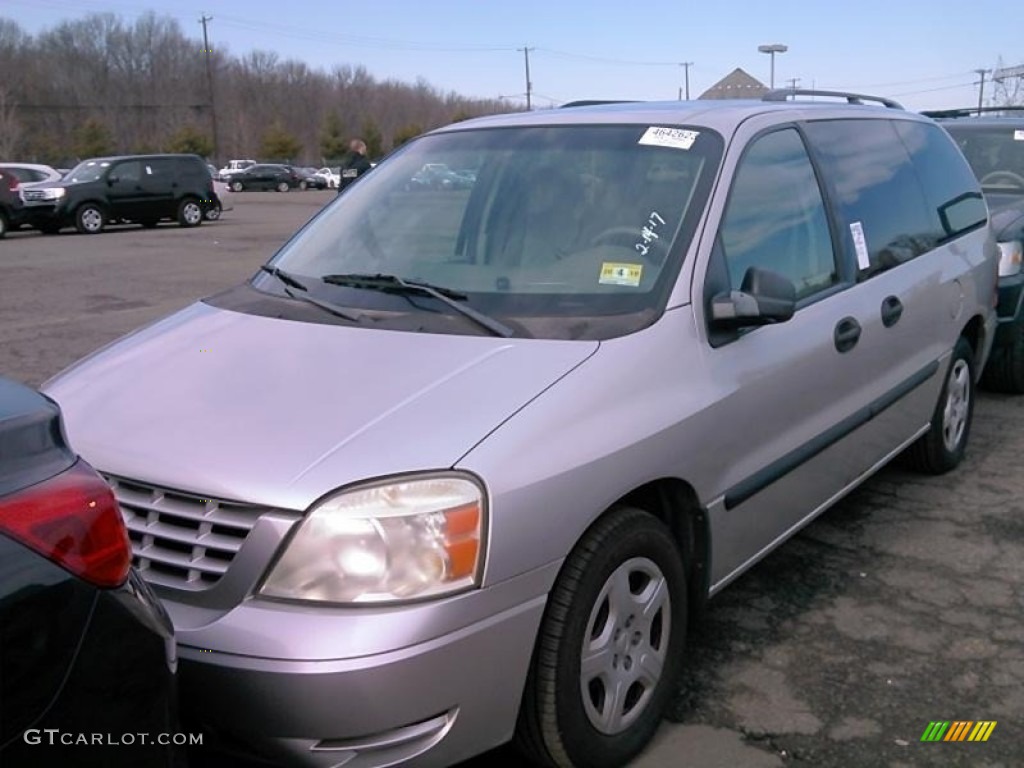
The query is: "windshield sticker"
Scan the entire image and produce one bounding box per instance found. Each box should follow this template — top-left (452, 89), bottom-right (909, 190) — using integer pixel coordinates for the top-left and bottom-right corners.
top-left (1015, 129), bottom-right (1024, 141)
top-left (639, 126), bottom-right (700, 151)
top-left (635, 211), bottom-right (666, 257)
top-left (600, 262), bottom-right (643, 287)
top-left (850, 221), bottom-right (871, 270)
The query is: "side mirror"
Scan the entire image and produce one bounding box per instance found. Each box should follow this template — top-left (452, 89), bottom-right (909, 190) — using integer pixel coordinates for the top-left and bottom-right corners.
top-left (710, 266), bottom-right (797, 329)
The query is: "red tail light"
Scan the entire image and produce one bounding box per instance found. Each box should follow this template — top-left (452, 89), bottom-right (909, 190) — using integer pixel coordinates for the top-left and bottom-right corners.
top-left (0, 461), bottom-right (131, 588)
top-left (3, 174), bottom-right (17, 193)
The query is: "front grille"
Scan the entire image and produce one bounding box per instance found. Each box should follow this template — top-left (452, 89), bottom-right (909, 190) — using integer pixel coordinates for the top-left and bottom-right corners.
top-left (104, 474), bottom-right (269, 591)
top-left (22, 189), bottom-right (51, 202)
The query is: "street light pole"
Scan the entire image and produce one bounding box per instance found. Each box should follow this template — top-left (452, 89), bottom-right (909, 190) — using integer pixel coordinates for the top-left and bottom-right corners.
top-left (757, 43), bottom-right (788, 89)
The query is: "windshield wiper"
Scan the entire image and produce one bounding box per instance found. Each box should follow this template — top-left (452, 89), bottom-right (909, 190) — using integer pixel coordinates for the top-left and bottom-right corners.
top-left (321, 273), bottom-right (515, 338)
top-left (259, 264), bottom-right (308, 291)
top-left (260, 265), bottom-right (362, 322)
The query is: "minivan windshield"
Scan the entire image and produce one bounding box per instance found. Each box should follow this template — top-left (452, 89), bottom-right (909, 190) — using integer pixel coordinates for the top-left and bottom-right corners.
top-left (944, 125), bottom-right (1024, 196)
top-left (256, 124), bottom-right (723, 340)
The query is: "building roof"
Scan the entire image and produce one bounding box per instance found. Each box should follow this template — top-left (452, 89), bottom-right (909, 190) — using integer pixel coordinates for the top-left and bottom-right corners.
top-left (699, 68), bottom-right (769, 101)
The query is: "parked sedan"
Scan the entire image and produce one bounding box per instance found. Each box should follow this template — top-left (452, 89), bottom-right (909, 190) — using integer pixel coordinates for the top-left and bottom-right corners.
top-left (316, 167), bottom-right (340, 189)
top-left (293, 167), bottom-right (329, 190)
top-left (0, 162), bottom-right (64, 190)
top-left (228, 164), bottom-right (300, 192)
top-left (0, 376), bottom-right (180, 767)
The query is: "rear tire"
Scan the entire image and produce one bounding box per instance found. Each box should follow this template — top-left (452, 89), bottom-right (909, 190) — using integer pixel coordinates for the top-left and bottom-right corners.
top-left (177, 198), bottom-right (203, 228)
top-left (276, 181), bottom-right (290, 193)
top-left (515, 507), bottom-right (686, 768)
top-left (980, 316), bottom-right (1024, 393)
top-left (205, 202), bottom-right (222, 221)
top-left (75, 203), bottom-right (105, 234)
top-left (230, 181), bottom-right (243, 193)
top-left (299, 180), bottom-right (308, 191)
top-left (907, 336), bottom-right (975, 474)
top-left (0, 211), bottom-right (7, 238)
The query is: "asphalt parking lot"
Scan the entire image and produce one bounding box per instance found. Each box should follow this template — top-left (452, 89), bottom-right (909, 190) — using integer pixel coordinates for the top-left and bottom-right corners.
top-left (2, 192), bottom-right (1021, 768)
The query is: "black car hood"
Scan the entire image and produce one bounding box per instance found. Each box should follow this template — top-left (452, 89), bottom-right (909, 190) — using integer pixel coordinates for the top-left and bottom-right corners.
top-left (0, 378), bottom-right (76, 497)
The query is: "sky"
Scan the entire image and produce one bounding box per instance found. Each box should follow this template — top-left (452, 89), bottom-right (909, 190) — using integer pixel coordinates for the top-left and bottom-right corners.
top-left (4, 0), bottom-right (1022, 112)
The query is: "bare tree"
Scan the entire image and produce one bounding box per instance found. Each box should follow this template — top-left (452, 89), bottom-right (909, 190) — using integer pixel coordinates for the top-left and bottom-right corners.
top-left (0, 85), bottom-right (20, 158)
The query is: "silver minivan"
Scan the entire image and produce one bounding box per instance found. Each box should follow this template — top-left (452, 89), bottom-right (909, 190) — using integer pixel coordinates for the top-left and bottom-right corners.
top-left (45, 93), bottom-right (997, 768)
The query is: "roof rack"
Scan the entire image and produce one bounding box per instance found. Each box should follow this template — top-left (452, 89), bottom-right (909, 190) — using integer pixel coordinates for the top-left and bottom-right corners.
top-left (763, 89), bottom-right (904, 110)
top-left (922, 106), bottom-right (1024, 118)
top-left (559, 100), bottom-right (639, 109)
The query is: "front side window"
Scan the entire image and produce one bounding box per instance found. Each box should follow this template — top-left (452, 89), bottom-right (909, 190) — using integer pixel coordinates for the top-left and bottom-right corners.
top-left (252, 125), bottom-right (724, 340)
top-left (719, 128), bottom-right (837, 301)
top-left (804, 120), bottom-right (937, 277)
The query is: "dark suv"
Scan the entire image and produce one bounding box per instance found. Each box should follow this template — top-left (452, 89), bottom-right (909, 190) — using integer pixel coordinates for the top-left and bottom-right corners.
top-left (928, 107), bottom-right (1024, 391)
top-left (23, 154), bottom-right (215, 234)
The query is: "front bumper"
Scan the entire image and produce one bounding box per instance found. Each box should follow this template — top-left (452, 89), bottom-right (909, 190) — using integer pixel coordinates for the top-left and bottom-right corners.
top-left (167, 560), bottom-right (561, 768)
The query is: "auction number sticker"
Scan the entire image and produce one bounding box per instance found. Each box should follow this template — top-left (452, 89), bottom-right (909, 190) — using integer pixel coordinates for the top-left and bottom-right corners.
top-left (850, 221), bottom-right (871, 270)
top-left (638, 126), bottom-right (700, 150)
top-left (600, 262), bottom-right (644, 287)
top-left (1015, 129), bottom-right (1024, 141)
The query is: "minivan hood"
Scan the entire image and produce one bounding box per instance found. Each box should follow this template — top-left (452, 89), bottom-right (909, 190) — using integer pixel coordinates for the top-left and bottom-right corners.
top-left (44, 302), bottom-right (598, 511)
top-left (989, 201), bottom-right (1024, 242)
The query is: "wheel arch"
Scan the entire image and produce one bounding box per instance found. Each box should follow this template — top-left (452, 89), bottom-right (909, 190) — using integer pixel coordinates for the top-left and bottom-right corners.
top-left (616, 477), bottom-right (711, 617)
top-left (959, 313), bottom-right (986, 379)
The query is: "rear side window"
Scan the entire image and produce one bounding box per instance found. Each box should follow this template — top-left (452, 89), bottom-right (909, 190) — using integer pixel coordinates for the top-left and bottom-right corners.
top-left (894, 121), bottom-right (987, 240)
top-left (719, 128), bottom-right (837, 300)
top-left (804, 120), bottom-right (936, 278)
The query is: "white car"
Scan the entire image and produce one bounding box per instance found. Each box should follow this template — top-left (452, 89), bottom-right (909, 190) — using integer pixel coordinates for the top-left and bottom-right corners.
top-left (0, 163), bottom-right (64, 204)
top-left (217, 159), bottom-right (256, 180)
top-left (315, 167), bottom-right (340, 189)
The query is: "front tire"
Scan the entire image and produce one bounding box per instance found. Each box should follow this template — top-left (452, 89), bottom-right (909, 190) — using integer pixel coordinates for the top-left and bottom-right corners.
top-left (75, 203), bottom-right (105, 234)
top-left (177, 198), bottom-right (203, 228)
top-left (980, 316), bottom-right (1024, 393)
top-left (205, 201), bottom-right (222, 221)
top-left (230, 181), bottom-right (243, 193)
top-left (907, 336), bottom-right (975, 474)
top-left (0, 211), bottom-right (7, 238)
top-left (276, 181), bottom-right (290, 193)
top-left (299, 180), bottom-right (308, 191)
top-left (515, 507), bottom-right (686, 768)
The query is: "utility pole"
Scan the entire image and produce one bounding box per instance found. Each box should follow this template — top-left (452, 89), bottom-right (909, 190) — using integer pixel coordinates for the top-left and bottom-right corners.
top-left (680, 61), bottom-right (693, 100)
top-left (786, 77), bottom-right (801, 90)
top-left (518, 46), bottom-right (534, 110)
top-left (199, 15), bottom-right (219, 162)
top-left (974, 68), bottom-right (990, 115)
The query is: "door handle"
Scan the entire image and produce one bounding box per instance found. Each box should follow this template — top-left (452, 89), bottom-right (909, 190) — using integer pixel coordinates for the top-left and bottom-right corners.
top-left (881, 296), bottom-right (903, 327)
top-left (834, 317), bottom-right (862, 353)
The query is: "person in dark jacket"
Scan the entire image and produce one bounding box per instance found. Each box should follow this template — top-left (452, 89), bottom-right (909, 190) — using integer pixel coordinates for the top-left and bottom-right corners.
top-left (337, 139), bottom-right (372, 193)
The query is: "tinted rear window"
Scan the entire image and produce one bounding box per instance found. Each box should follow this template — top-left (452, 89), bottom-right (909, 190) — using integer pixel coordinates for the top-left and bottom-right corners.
top-left (894, 121), bottom-right (987, 241)
top-left (805, 119), bottom-right (942, 278)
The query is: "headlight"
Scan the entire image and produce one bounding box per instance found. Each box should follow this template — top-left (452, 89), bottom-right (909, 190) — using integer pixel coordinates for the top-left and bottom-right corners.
top-left (36, 187), bottom-right (65, 200)
top-left (998, 240), bottom-right (1023, 277)
top-left (260, 474), bottom-right (485, 604)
